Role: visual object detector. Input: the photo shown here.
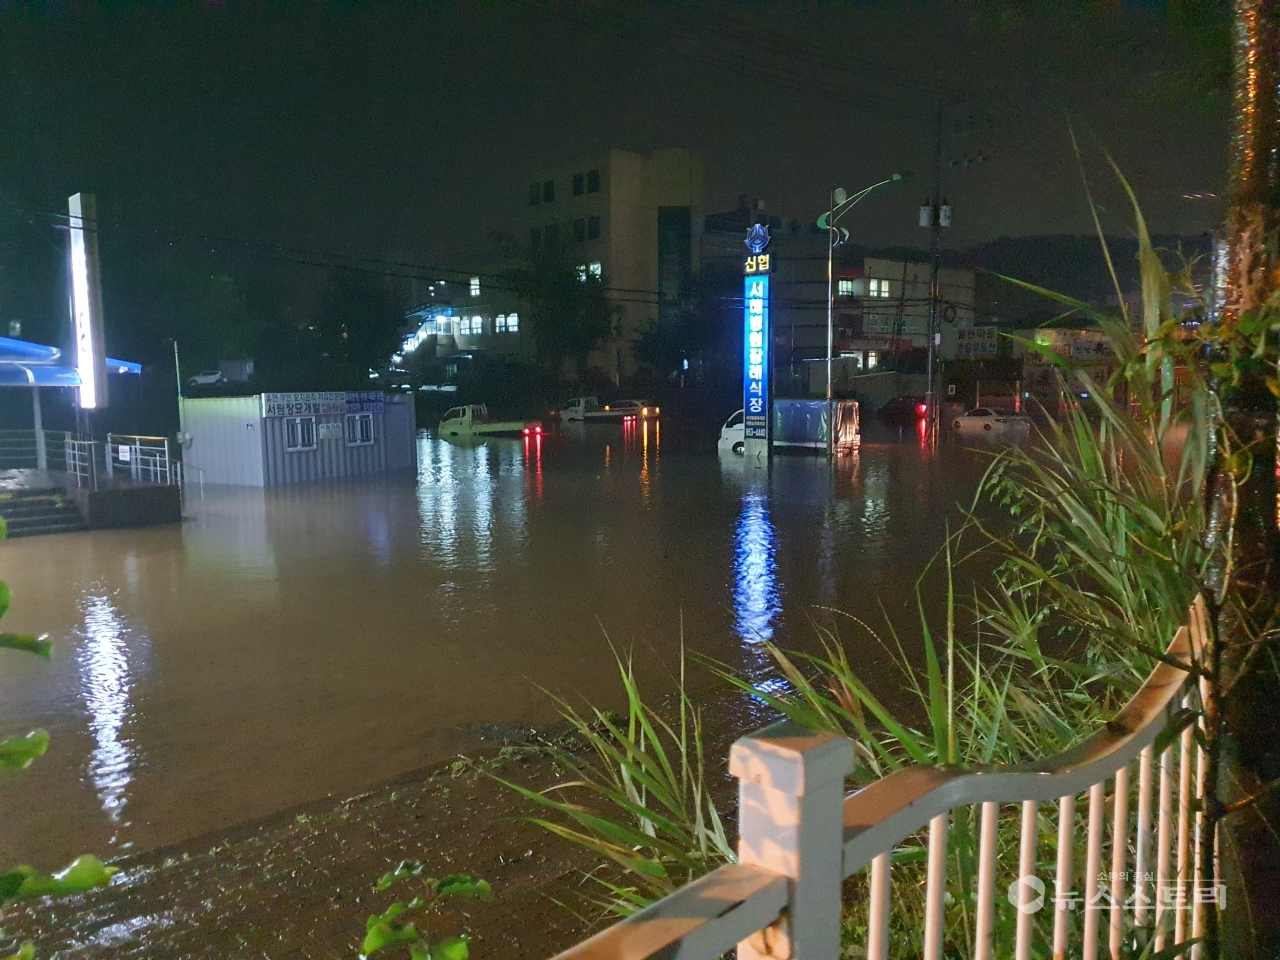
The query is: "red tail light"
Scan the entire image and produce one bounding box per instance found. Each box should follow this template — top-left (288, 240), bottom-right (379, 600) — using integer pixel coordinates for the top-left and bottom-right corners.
top-left (916, 403), bottom-right (927, 416)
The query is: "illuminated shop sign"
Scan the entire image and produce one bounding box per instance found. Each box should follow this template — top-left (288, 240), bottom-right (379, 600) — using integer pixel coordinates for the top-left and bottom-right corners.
top-left (68, 193), bottom-right (107, 409)
top-left (743, 224), bottom-right (771, 442)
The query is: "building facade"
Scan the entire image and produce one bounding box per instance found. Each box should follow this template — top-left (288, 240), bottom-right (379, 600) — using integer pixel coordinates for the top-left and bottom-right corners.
top-left (398, 274), bottom-right (530, 370)
top-left (521, 147), bottom-right (704, 378)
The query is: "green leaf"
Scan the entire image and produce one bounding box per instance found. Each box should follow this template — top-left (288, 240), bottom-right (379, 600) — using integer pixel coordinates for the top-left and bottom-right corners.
top-left (11, 854), bottom-right (119, 898)
top-left (0, 634), bottom-right (51, 659)
top-left (375, 859), bottom-right (425, 891)
top-left (410, 944), bottom-right (430, 960)
top-left (433, 936), bottom-right (471, 960)
top-left (434, 875), bottom-right (492, 901)
top-left (0, 581), bottom-right (10, 620)
top-left (360, 901), bottom-right (421, 957)
top-left (1, 941), bottom-right (34, 960)
top-left (0, 870), bottom-right (27, 902)
top-left (0, 730), bottom-right (50, 770)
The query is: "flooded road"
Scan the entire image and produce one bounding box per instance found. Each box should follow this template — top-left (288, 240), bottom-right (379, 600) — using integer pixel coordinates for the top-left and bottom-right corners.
top-left (0, 422), bottom-right (989, 866)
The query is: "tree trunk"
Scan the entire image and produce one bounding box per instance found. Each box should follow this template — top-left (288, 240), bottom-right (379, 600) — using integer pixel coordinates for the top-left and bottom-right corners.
top-left (1211, 3), bottom-right (1280, 956)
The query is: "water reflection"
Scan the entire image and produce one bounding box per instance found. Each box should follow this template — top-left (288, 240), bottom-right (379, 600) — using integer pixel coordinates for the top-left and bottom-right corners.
top-left (77, 593), bottom-right (140, 829)
top-left (732, 492), bottom-right (781, 644)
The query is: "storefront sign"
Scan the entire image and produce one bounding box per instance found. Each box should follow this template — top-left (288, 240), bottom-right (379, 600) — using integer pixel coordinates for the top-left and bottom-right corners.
top-left (262, 392), bottom-right (348, 417)
top-left (743, 225), bottom-right (771, 442)
top-left (956, 326), bottom-right (999, 358)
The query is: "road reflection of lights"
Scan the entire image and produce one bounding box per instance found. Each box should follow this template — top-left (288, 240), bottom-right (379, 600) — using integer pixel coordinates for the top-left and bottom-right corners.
top-left (640, 420), bottom-right (651, 503)
top-left (522, 432), bottom-right (543, 501)
top-left (77, 594), bottom-right (140, 828)
top-left (733, 493), bottom-right (781, 644)
top-left (417, 439), bottom-right (458, 567)
top-left (473, 444), bottom-right (494, 570)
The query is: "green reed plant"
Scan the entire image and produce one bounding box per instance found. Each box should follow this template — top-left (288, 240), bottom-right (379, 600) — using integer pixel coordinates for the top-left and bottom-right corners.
top-left (491, 642), bottom-right (733, 917)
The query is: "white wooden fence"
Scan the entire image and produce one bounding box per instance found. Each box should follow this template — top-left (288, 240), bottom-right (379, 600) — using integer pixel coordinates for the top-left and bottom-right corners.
top-left (550, 599), bottom-right (1210, 960)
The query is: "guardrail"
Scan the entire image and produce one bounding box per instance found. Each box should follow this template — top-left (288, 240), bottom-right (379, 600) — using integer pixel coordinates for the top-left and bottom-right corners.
top-left (106, 434), bottom-right (173, 485)
top-left (0, 429), bottom-right (68, 472)
top-left (550, 598), bottom-right (1209, 960)
top-left (64, 437), bottom-right (98, 489)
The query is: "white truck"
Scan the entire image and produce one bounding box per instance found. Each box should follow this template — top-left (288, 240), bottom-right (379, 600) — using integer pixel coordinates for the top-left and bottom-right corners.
top-left (438, 404), bottom-right (542, 438)
top-left (561, 397), bottom-right (619, 422)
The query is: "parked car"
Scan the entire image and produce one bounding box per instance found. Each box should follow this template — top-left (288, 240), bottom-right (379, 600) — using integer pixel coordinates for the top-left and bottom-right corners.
top-left (877, 395), bottom-right (928, 425)
top-left (717, 409), bottom-right (745, 455)
top-left (607, 400), bottom-right (661, 419)
top-left (951, 407), bottom-right (1031, 436)
top-left (188, 370), bottom-right (226, 387)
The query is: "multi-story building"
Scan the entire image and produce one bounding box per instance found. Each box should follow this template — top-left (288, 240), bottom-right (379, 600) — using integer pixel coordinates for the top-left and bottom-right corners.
top-left (395, 274), bottom-right (530, 378)
top-left (520, 147), bottom-right (704, 378)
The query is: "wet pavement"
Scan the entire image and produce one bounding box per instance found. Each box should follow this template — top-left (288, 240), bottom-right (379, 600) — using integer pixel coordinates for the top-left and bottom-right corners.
top-left (0, 421), bottom-right (988, 870)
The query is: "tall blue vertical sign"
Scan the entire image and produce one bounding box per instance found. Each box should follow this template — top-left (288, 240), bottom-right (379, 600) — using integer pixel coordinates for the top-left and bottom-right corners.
top-left (743, 224), bottom-right (771, 442)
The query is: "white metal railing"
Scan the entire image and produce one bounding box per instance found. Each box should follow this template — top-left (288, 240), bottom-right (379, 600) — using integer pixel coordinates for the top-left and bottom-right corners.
top-left (106, 434), bottom-right (173, 485)
top-left (551, 598), bottom-right (1209, 960)
top-left (64, 437), bottom-right (98, 489)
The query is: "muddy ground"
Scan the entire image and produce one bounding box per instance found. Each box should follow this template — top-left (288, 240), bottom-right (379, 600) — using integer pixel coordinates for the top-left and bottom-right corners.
top-left (0, 696), bottom-right (764, 959)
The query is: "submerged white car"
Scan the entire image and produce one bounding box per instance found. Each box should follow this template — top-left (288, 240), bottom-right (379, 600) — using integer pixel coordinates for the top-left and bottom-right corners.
top-left (718, 409), bottom-right (745, 455)
top-left (951, 407), bottom-right (1031, 436)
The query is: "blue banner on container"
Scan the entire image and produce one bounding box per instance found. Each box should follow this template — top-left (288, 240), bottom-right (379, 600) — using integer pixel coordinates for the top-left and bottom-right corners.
top-left (743, 253), bottom-right (771, 441)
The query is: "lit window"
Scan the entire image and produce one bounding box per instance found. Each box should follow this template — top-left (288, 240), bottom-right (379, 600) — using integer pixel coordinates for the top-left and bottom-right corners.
top-left (529, 183), bottom-right (540, 206)
top-left (573, 173), bottom-right (584, 196)
top-left (577, 264), bottom-right (587, 282)
top-left (868, 278), bottom-right (890, 298)
top-left (587, 215), bottom-right (600, 240)
top-left (588, 261), bottom-right (602, 278)
top-left (495, 313), bottom-right (520, 334)
top-left (543, 179), bottom-right (555, 203)
top-left (866, 352), bottom-right (878, 370)
top-left (506, 312), bottom-right (518, 332)
top-left (837, 279), bottom-right (854, 298)
top-left (469, 276), bottom-right (481, 297)
top-left (345, 412), bottom-right (374, 446)
top-left (284, 416), bottom-right (316, 452)
top-left (586, 169), bottom-right (600, 193)
top-left (573, 218), bottom-right (585, 242)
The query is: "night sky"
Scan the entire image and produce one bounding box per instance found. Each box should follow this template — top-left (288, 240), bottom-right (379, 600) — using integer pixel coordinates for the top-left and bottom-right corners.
top-left (0, 3), bottom-right (1229, 300)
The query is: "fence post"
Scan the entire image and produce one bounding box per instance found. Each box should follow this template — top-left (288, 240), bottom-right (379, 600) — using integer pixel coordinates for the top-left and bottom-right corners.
top-left (730, 721), bottom-right (854, 960)
top-left (106, 434), bottom-right (114, 479)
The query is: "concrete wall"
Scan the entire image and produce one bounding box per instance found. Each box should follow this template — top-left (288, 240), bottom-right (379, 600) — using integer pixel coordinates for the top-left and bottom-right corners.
top-left (180, 396), bottom-right (266, 486)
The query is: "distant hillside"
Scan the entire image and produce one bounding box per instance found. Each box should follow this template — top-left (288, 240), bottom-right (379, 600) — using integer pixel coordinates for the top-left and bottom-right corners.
top-left (959, 234), bottom-right (1212, 324)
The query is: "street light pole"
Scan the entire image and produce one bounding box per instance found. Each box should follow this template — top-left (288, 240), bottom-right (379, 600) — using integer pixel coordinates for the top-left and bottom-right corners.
top-left (819, 173), bottom-right (909, 455)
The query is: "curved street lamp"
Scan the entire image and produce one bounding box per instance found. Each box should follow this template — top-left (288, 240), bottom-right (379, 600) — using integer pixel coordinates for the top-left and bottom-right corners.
top-left (818, 173), bottom-right (910, 453)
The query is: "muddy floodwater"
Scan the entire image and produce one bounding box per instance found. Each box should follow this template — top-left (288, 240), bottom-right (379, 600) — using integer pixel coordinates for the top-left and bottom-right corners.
top-left (0, 422), bottom-right (989, 867)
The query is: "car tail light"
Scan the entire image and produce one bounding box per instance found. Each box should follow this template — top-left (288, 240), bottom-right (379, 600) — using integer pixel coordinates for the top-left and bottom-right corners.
top-left (916, 403), bottom-right (927, 416)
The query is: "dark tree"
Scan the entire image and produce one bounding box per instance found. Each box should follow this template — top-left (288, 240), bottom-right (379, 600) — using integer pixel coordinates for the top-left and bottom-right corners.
top-left (313, 268), bottom-right (404, 386)
top-left (506, 249), bottom-right (614, 379)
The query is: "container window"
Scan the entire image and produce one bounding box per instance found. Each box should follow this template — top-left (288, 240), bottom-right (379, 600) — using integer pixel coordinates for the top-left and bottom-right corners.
top-left (285, 416), bottom-right (316, 452)
top-left (345, 412), bottom-right (374, 446)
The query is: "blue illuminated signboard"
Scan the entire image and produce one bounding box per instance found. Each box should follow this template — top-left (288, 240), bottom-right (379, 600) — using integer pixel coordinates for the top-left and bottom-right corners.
top-left (743, 224), bottom-right (771, 442)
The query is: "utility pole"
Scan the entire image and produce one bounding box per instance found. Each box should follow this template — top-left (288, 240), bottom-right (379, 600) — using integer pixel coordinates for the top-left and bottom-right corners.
top-left (924, 103), bottom-right (944, 427)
